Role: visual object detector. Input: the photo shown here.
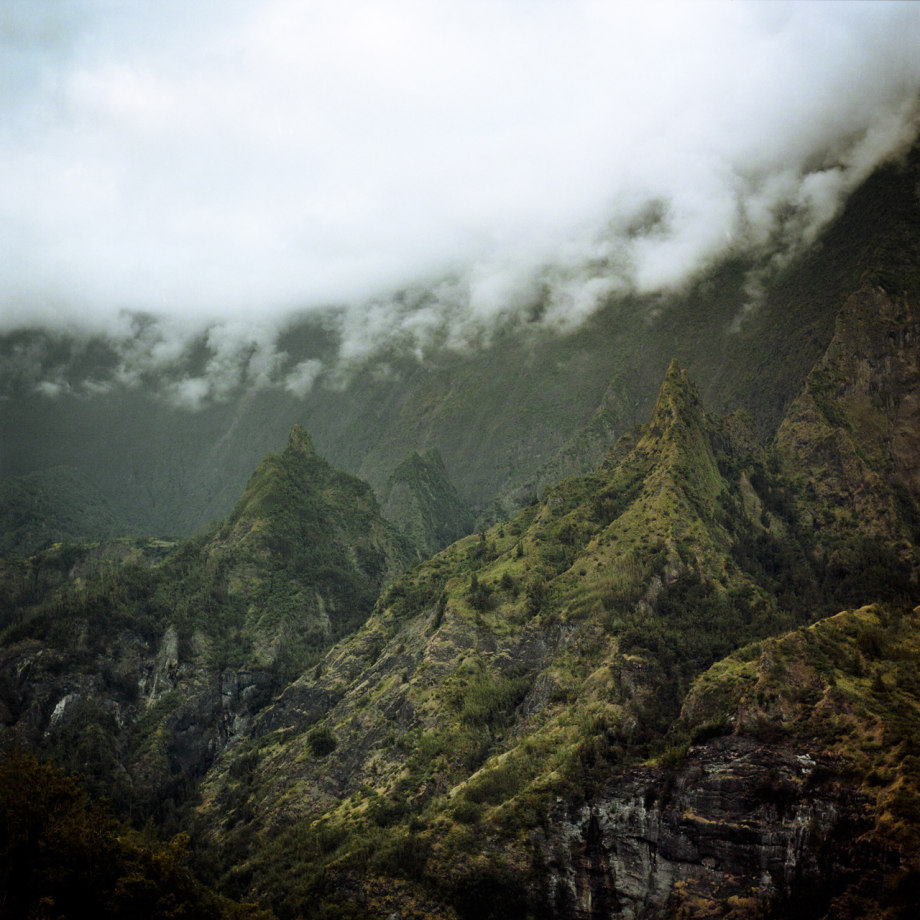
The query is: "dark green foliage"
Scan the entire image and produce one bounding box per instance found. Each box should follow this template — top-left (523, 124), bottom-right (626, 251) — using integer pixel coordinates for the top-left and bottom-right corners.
top-left (0, 466), bottom-right (121, 559)
top-left (0, 747), bottom-right (272, 920)
top-left (0, 426), bottom-right (416, 836)
top-left (7, 156), bottom-right (920, 920)
top-left (307, 725), bottom-right (337, 757)
top-left (467, 572), bottom-right (493, 611)
top-left (381, 448), bottom-right (475, 557)
top-left (367, 829), bottom-right (430, 881)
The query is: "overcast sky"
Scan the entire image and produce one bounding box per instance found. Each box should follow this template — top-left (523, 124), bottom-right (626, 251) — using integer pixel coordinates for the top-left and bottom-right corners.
top-left (3, 1), bottom-right (920, 398)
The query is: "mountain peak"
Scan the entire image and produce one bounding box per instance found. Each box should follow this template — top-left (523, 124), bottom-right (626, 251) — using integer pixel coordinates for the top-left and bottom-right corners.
top-left (629, 360), bottom-right (726, 521)
top-left (646, 359), bottom-right (703, 435)
top-left (382, 446), bottom-right (474, 557)
top-left (287, 423), bottom-right (316, 456)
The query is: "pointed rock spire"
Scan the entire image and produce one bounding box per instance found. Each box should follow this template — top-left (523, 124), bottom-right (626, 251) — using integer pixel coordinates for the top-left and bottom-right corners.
top-left (287, 423), bottom-right (316, 456)
top-left (646, 359), bottom-right (704, 436)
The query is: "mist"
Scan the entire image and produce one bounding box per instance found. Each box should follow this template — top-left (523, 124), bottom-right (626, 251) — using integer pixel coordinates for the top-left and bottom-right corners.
top-left (3, 1), bottom-right (920, 403)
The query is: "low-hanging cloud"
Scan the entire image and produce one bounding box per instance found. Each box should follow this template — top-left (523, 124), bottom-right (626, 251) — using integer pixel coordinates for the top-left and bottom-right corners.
top-left (3, 1), bottom-right (920, 402)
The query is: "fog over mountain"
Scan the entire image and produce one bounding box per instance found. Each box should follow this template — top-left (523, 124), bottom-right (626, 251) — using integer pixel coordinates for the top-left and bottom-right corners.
top-left (3, 1), bottom-right (920, 405)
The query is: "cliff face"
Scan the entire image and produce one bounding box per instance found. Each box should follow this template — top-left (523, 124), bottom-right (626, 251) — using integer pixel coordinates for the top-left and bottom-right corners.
top-left (380, 448), bottom-right (475, 559)
top-left (543, 738), bottom-right (842, 920)
top-left (545, 602), bottom-right (920, 919)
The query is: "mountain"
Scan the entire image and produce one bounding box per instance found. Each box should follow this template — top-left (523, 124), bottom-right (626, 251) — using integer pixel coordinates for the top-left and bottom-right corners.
top-left (3, 141), bottom-right (920, 918)
top-left (200, 423), bottom-right (413, 662)
top-left (777, 286), bottom-right (920, 543)
top-left (545, 601), bottom-right (920, 920)
top-left (3, 271), bottom-right (920, 916)
top-left (381, 448), bottom-right (475, 559)
top-left (0, 426), bottom-right (412, 822)
top-left (186, 297), bottom-right (920, 917)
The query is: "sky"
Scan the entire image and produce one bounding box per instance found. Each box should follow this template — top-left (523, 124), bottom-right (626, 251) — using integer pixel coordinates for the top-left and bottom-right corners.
top-left (3, 1), bottom-right (920, 403)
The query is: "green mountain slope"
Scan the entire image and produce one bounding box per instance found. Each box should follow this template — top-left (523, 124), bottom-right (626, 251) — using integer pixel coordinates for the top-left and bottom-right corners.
top-left (0, 427), bottom-right (413, 822)
top-left (198, 423), bottom-right (414, 664)
top-left (3, 207), bottom-right (920, 917)
top-left (543, 601), bottom-right (920, 920)
top-left (0, 748), bottom-right (274, 920)
top-left (380, 448), bottom-right (475, 559)
top-left (777, 286), bottom-right (920, 540)
top-left (0, 465), bottom-right (122, 558)
top-left (193, 317), bottom-right (920, 917)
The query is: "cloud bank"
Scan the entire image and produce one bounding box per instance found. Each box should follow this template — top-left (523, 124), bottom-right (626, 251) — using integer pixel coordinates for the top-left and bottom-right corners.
top-left (3, 1), bottom-right (920, 400)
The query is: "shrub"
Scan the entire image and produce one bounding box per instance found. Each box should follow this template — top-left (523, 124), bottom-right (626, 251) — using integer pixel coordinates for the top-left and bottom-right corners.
top-left (307, 725), bottom-right (337, 757)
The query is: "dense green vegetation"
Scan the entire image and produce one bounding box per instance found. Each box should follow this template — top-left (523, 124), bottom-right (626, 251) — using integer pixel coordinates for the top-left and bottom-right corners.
top-left (189, 351), bottom-right (920, 918)
top-left (3, 323), bottom-right (919, 918)
top-left (381, 448), bottom-right (475, 558)
top-left (0, 426), bottom-right (413, 829)
top-left (0, 466), bottom-right (122, 559)
top-left (0, 747), bottom-right (274, 920)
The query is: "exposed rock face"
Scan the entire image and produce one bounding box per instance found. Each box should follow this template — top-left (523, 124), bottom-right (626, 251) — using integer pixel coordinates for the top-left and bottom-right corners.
top-left (0, 618), bottom-right (276, 817)
top-left (5, 279), bottom-right (920, 918)
top-left (542, 738), bottom-right (846, 920)
top-left (541, 602), bottom-right (920, 920)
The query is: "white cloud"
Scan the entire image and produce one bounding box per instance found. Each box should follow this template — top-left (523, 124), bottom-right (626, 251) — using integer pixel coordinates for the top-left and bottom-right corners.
top-left (284, 359), bottom-right (323, 398)
top-left (35, 379), bottom-right (69, 398)
top-left (1, 0), bottom-right (920, 395)
top-left (169, 376), bottom-right (211, 412)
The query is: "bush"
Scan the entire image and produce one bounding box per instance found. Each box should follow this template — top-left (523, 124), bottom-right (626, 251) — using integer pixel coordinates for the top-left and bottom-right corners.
top-left (307, 725), bottom-right (337, 757)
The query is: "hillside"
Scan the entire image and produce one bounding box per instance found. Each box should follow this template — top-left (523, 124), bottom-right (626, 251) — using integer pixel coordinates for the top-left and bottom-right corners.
top-left (381, 448), bottom-right (476, 559)
top-left (2, 187), bottom-right (920, 917)
top-left (2, 271), bottom-right (919, 916)
top-left (0, 428), bottom-right (412, 822)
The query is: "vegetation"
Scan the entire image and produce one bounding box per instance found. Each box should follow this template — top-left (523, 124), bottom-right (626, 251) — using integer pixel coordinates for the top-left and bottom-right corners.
top-left (0, 746), bottom-right (274, 920)
top-left (190, 350), bottom-right (920, 918)
top-left (381, 448), bottom-right (476, 558)
top-left (0, 426), bottom-right (414, 827)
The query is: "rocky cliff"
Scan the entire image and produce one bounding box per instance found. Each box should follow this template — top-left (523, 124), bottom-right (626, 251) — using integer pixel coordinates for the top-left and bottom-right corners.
top-left (544, 602), bottom-right (920, 919)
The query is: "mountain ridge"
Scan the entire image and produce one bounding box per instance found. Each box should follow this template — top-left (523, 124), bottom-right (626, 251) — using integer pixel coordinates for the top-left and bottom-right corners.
top-left (185, 295), bottom-right (920, 915)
